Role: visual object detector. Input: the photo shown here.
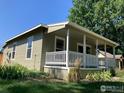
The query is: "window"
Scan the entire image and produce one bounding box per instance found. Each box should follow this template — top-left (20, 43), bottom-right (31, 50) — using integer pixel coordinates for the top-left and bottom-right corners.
top-left (86, 46), bottom-right (91, 54)
top-left (77, 45), bottom-right (83, 53)
top-left (77, 43), bottom-right (91, 54)
top-left (55, 36), bottom-right (65, 51)
top-left (12, 43), bottom-right (16, 59)
top-left (8, 52), bottom-right (11, 60)
top-left (26, 36), bottom-right (33, 59)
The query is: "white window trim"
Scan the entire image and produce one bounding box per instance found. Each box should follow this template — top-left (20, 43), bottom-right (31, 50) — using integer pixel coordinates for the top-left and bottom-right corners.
top-left (54, 36), bottom-right (65, 51)
top-left (25, 36), bottom-right (33, 60)
top-left (77, 43), bottom-right (91, 53)
top-left (11, 42), bottom-right (17, 60)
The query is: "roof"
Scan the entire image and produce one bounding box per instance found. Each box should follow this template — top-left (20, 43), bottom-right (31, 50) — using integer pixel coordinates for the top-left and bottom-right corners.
top-left (98, 50), bottom-right (114, 58)
top-left (4, 21), bottom-right (119, 47)
top-left (48, 21), bottom-right (119, 46)
top-left (6, 24), bottom-right (47, 43)
top-left (68, 22), bottom-right (119, 46)
top-left (115, 55), bottom-right (122, 59)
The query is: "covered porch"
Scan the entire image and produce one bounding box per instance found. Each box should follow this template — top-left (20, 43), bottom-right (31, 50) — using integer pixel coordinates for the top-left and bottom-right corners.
top-left (45, 25), bottom-right (116, 68)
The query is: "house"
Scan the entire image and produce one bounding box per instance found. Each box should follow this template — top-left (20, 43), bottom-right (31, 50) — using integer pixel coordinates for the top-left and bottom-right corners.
top-left (2, 21), bottom-right (118, 80)
top-left (98, 51), bottom-right (115, 68)
top-left (115, 54), bottom-right (124, 70)
top-left (98, 51), bottom-right (124, 70)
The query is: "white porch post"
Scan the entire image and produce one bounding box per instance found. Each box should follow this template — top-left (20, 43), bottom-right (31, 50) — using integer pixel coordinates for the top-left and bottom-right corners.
top-left (66, 29), bottom-right (69, 67)
top-left (113, 46), bottom-right (116, 67)
top-left (96, 39), bottom-right (99, 68)
top-left (113, 47), bottom-right (115, 59)
top-left (83, 34), bottom-right (86, 68)
top-left (104, 42), bottom-right (107, 68)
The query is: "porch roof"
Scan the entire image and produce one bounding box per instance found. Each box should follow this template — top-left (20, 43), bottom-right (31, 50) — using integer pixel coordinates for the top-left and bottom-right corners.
top-left (48, 21), bottom-right (119, 47)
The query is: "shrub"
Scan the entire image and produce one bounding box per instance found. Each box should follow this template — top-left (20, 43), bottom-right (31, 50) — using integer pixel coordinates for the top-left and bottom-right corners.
top-left (0, 64), bottom-right (29, 80)
top-left (29, 71), bottom-right (49, 79)
top-left (85, 71), bottom-right (111, 81)
top-left (0, 64), bottom-right (49, 80)
top-left (100, 71), bottom-right (111, 81)
top-left (109, 67), bottom-right (116, 76)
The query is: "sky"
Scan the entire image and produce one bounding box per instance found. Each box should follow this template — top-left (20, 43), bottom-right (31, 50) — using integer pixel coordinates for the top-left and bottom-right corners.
top-left (0, 0), bottom-right (73, 48)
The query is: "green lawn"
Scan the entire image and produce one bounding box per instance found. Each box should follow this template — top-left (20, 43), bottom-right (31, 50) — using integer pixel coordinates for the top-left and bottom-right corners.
top-left (115, 69), bottom-right (124, 81)
top-left (0, 80), bottom-right (124, 93)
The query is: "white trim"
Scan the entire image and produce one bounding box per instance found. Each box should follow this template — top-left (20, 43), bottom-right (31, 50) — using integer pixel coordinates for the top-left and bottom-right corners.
top-left (25, 36), bottom-right (33, 60)
top-left (113, 47), bottom-right (115, 59)
top-left (104, 42), bottom-right (107, 67)
top-left (48, 21), bottom-right (69, 27)
top-left (45, 62), bottom-right (66, 65)
top-left (83, 34), bottom-right (86, 68)
top-left (77, 43), bottom-right (91, 53)
top-left (80, 67), bottom-right (103, 70)
top-left (66, 29), bottom-right (69, 67)
top-left (6, 24), bottom-right (47, 43)
top-left (96, 39), bottom-right (99, 67)
top-left (113, 46), bottom-right (116, 67)
top-left (44, 65), bottom-right (69, 70)
top-left (44, 66), bottom-right (102, 70)
top-left (54, 36), bottom-right (65, 51)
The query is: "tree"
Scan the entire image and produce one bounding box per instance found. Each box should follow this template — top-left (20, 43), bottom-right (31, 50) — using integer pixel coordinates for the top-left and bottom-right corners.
top-left (68, 0), bottom-right (124, 53)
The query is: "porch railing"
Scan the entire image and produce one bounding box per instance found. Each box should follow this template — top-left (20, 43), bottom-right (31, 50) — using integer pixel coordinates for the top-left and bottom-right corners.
top-left (106, 58), bottom-right (116, 68)
top-left (86, 54), bottom-right (98, 68)
top-left (45, 51), bottom-right (115, 68)
top-left (46, 51), bottom-right (98, 67)
top-left (45, 51), bottom-right (66, 65)
top-left (68, 51), bottom-right (83, 66)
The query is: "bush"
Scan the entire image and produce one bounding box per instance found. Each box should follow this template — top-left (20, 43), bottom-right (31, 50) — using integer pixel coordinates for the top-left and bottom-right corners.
top-left (0, 64), bottom-right (29, 80)
top-left (29, 71), bottom-right (49, 79)
top-left (85, 71), bottom-right (111, 81)
top-left (0, 64), bottom-right (49, 80)
top-left (110, 68), bottom-right (116, 76)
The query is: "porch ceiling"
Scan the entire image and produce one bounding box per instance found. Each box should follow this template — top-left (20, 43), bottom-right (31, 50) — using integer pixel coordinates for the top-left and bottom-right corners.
top-left (66, 22), bottom-right (119, 47)
top-left (51, 28), bottom-right (113, 47)
top-left (47, 22), bottom-right (118, 47)
top-left (68, 26), bottom-right (117, 47)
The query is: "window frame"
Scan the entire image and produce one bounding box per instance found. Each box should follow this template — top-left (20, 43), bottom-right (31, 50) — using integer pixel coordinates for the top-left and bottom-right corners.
top-left (11, 42), bottom-right (16, 60)
top-left (77, 43), bottom-right (91, 54)
top-left (26, 36), bottom-right (33, 60)
top-left (54, 36), bottom-right (65, 51)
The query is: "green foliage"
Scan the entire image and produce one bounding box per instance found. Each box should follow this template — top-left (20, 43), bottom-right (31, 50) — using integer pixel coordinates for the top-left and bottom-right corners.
top-left (0, 64), bottom-right (49, 80)
top-left (85, 71), bottom-right (111, 81)
top-left (69, 0), bottom-right (124, 53)
top-left (29, 71), bottom-right (49, 79)
top-left (80, 70), bottom-right (100, 79)
top-left (0, 64), bottom-right (29, 80)
top-left (110, 67), bottom-right (116, 76)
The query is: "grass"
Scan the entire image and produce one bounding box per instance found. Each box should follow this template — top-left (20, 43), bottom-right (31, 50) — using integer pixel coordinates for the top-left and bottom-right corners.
top-left (0, 80), bottom-right (124, 93)
top-left (116, 69), bottom-right (124, 77)
top-left (115, 69), bottom-right (124, 82)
